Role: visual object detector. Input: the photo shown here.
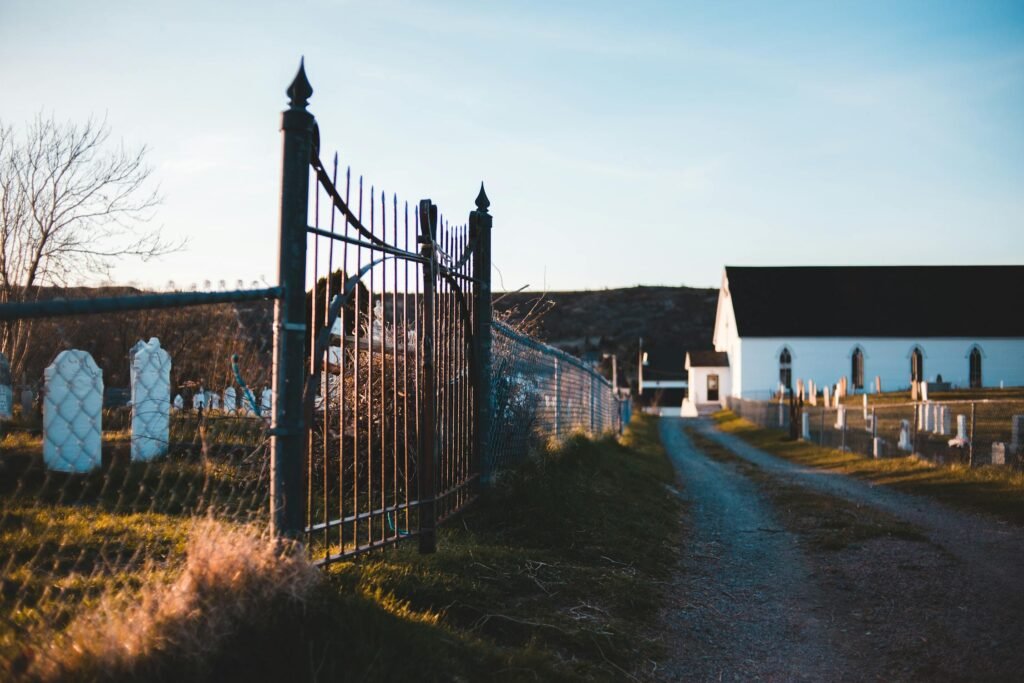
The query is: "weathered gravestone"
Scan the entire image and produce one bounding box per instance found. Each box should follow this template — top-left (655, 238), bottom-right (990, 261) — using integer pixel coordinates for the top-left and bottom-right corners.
top-left (261, 387), bottom-right (272, 415)
top-left (1011, 415), bottom-right (1024, 454)
top-left (173, 394), bottom-right (184, 411)
top-left (801, 412), bottom-right (811, 440)
top-left (835, 405), bottom-right (846, 430)
top-left (0, 352), bottom-right (12, 420)
top-left (873, 437), bottom-right (886, 459)
top-left (130, 338), bottom-right (171, 462)
top-left (898, 419), bottom-right (912, 451)
top-left (43, 349), bottom-right (103, 473)
top-left (990, 442), bottom-right (1007, 466)
top-left (862, 394), bottom-right (868, 420)
top-left (948, 414), bottom-right (969, 448)
top-left (210, 392), bottom-right (221, 411)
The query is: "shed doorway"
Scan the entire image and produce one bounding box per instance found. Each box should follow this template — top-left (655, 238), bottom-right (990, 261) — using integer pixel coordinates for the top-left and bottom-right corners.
top-left (707, 374), bottom-right (720, 402)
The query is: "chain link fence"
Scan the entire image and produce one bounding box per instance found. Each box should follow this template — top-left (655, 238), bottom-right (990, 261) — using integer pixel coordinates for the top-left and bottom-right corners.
top-left (729, 396), bottom-right (1024, 468)
top-left (488, 320), bottom-right (630, 474)
top-left (0, 295), bottom-right (278, 672)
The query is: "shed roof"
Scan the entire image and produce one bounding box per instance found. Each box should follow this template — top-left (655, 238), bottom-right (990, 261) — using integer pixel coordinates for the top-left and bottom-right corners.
top-left (686, 350), bottom-right (730, 368)
top-left (724, 266), bottom-right (1024, 338)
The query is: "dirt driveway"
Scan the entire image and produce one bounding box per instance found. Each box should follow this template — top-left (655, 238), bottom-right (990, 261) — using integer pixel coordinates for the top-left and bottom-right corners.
top-left (658, 417), bottom-right (1024, 681)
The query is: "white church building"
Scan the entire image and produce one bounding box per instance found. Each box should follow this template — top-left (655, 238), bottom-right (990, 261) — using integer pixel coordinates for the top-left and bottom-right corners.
top-left (684, 266), bottom-right (1024, 410)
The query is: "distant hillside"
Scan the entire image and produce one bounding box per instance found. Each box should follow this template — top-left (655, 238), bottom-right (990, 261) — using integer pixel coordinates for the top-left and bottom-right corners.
top-left (494, 285), bottom-right (719, 392)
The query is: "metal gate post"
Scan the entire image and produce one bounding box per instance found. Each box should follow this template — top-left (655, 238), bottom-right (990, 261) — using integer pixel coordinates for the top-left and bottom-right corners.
top-left (271, 61), bottom-right (313, 539)
top-left (418, 200), bottom-right (438, 554)
top-left (470, 185), bottom-right (493, 483)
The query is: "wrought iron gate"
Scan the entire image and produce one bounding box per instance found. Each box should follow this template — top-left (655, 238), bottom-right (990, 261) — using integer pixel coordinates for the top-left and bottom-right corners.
top-left (273, 61), bottom-right (491, 563)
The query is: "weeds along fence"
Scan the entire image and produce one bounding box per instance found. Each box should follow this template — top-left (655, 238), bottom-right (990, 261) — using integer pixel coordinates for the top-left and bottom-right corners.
top-left (0, 62), bottom-right (629, 662)
top-left (728, 396), bottom-right (1024, 468)
top-left (489, 321), bottom-right (628, 474)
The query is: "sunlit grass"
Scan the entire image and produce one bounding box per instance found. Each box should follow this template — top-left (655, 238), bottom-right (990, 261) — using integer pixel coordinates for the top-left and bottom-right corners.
top-left (714, 409), bottom-right (1024, 525)
top-left (2, 415), bottom-right (681, 682)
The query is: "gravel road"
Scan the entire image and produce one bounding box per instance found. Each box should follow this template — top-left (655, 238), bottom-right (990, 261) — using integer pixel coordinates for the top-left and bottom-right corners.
top-left (657, 416), bottom-right (1024, 681)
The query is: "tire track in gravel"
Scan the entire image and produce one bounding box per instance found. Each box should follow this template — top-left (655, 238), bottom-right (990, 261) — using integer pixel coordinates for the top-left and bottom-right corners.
top-left (657, 417), bottom-right (852, 681)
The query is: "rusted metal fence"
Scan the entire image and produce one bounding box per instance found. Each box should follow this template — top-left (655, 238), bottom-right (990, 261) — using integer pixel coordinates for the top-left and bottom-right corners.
top-left (289, 62), bottom-right (490, 563)
top-left (729, 396), bottom-right (1024, 468)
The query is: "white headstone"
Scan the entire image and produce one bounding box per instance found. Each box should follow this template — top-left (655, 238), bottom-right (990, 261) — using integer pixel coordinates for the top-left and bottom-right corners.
top-left (210, 392), bottom-right (221, 411)
top-left (173, 394), bottom-right (184, 411)
top-left (948, 414), bottom-right (969, 447)
top-left (801, 412), bottom-right (811, 440)
top-left (991, 442), bottom-right (1007, 466)
top-left (808, 381), bottom-right (816, 406)
top-left (823, 385), bottom-right (830, 409)
top-left (862, 394), bottom-right (868, 420)
top-left (43, 349), bottom-right (103, 473)
top-left (921, 382), bottom-right (929, 402)
top-left (261, 387), bottom-right (272, 414)
top-left (130, 338), bottom-right (171, 462)
top-left (865, 413), bottom-right (874, 433)
top-left (224, 386), bottom-right (237, 413)
top-left (923, 403), bottom-right (934, 433)
top-left (1011, 415), bottom-right (1024, 453)
top-left (898, 419), bottom-right (912, 452)
top-left (940, 407), bottom-right (951, 436)
top-left (193, 389), bottom-right (207, 411)
top-left (834, 405), bottom-right (846, 430)
top-left (0, 352), bottom-right (12, 420)
top-left (873, 437), bottom-right (885, 459)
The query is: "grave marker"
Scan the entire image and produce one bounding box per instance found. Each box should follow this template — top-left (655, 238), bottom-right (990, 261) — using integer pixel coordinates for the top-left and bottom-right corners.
top-left (43, 349), bottom-right (103, 473)
top-left (898, 419), bottom-right (912, 451)
top-left (0, 352), bottom-right (11, 420)
top-left (130, 338), bottom-right (171, 462)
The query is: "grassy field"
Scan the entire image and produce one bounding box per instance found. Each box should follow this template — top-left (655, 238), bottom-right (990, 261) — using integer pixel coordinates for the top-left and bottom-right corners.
top-left (4, 414), bottom-right (682, 682)
top-left (714, 410), bottom-right (1024, 526)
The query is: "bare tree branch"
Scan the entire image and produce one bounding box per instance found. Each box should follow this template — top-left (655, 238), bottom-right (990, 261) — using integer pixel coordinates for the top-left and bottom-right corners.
top-left (0, 114), bottom-right (183, 376)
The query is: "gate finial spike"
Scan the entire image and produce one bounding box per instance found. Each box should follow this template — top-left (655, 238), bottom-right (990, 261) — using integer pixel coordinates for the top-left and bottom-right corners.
top-left (475, 182), bottom-right (490, 212)
top-left (287, 57), bottom-right (313, 109)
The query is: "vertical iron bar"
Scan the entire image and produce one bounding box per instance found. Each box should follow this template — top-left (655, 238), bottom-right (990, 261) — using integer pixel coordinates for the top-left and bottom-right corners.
top-left (272, 61), bottom-right (313, 539)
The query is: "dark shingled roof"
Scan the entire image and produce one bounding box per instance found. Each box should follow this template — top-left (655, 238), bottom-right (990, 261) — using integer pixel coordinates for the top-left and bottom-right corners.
top-left (687, 350), bottom-right (730, 368)
top-left (725, 266), bottom-right (1024, 338)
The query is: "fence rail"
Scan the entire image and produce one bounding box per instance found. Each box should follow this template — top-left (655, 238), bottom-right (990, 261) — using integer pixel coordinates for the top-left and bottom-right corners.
top-left (729, 396), bottom-right (1024, 468)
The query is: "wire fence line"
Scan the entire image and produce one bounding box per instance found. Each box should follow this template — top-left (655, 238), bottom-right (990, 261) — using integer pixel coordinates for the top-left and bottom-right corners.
top-left (728, 396), bottom-right (1024, 468)
top-left (0, 62), bottom-right (631, 669)
top-left (488, 321), bottom-right (630, 475)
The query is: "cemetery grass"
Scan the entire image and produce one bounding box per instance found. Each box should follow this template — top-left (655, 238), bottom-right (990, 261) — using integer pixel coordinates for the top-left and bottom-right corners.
top-left (3, 414), bottom-right (682, 682)
top-left (713, 410), bottom-right (1024, 526)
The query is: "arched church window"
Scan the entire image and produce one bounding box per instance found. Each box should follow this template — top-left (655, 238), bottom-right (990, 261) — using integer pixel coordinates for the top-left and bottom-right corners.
top-left (851, 347), bottom-right (864, 390)
top-left (969, 347), bottom-right (982, 389)
top-left (910, 347), bottom-right (924, 383)
top-left (779, 347), bottom-right (792, 389)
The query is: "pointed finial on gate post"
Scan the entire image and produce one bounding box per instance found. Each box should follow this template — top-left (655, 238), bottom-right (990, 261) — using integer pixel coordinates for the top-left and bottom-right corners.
top-left (475, 182), bottom-right (490, 213)
top-left (286, 57), bottom-right (313, 110)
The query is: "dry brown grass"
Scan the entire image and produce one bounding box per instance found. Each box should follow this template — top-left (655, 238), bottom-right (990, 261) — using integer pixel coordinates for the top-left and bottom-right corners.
top-left (28, 518), bottom-right (319, 681)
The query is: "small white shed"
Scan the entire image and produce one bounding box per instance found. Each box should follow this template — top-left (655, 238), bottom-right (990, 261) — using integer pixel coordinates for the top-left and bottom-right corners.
top-left (681, 351), bottom-right (731, 417)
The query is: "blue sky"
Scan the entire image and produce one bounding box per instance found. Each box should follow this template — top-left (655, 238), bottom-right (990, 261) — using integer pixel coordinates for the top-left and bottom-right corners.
top-left (1, 0), bottom-right (1022, 290)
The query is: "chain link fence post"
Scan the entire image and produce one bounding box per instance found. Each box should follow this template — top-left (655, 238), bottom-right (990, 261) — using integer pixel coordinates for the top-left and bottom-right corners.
top-left (271, 61), bottom-right (313, 539)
